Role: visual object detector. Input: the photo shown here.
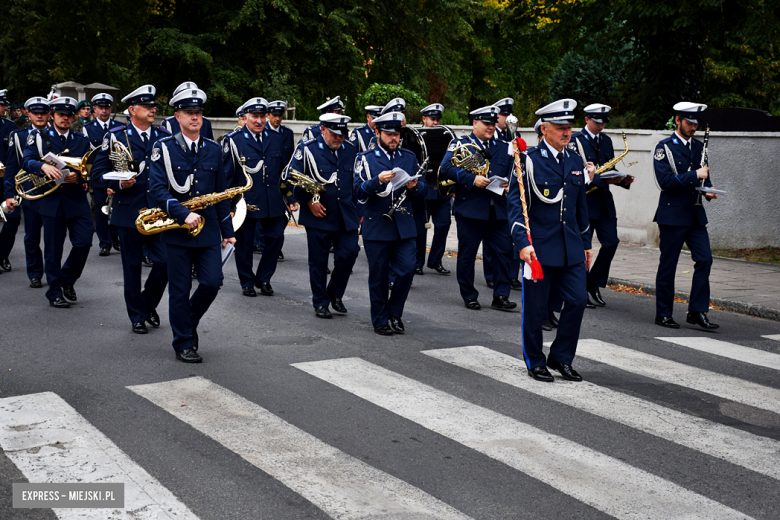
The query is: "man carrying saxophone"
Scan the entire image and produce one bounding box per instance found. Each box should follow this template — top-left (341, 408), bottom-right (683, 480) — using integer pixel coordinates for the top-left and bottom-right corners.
top-left (91, 84), bottom-right (170, 335)
top-left (148, 88), bottom-right (235, 363)
top-left (21, 97), bottom-right (93, 308)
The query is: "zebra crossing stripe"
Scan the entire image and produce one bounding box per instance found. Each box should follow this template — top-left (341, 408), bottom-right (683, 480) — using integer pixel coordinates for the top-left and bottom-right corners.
top-left (657, 336), bottom-right (780, 371)
top-left (423, 345), bottom-right (780, 481)
top-left (0, 392), bottom-right (198, 520)
top-left (128, 377), bottom-right (471, 520)
top-left (293, 357), bottom-right (750, 520)
top-left (575, 339), bottom-right (780, 415)
top-left (763, 335), bottom-right (780, 341)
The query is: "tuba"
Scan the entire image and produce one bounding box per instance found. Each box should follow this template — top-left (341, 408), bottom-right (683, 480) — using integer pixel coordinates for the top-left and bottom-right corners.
top-left (136, 156), bottom-right (253, 237)
top-left (437, 143), bottom-right (490, 197)
top-left (15, 148), bottom-right (96, 200)
top-left (585, 133), bottom-right (629, 195)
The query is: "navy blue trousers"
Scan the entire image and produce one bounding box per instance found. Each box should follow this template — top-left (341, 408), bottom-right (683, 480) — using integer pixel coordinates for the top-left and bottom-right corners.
top-left (42, 213), bottom-right (94, 301)
top-left (166, 243), bottom-right (223, 352)
top-left (117, 227), bottom-right (168, 324)
top-left (236, 215), bottom-right (286, 287)
top-left (484, 242), bottom-right (521, 282)
top-left (364, 238), bottom-right (416, 328)
top-left (92, 188), bottom-right (118, 249)
top-left (587, 217), bottom-right (619, 288)
top-left (656, 224), bottom-right (712, 316)
top-left (455, 210), bottom-right (512, 300)
top-left (425, 197), bottom-right (452, 266)
top-left (0, 205), bottom-right (22, 260)
top-left (521, 262), bottom-right (587, 369)
top-left (411, 198), bottom-right (427, 268)
top-left (305, 227), bottom-right (359, 308)
top-left (23, 205), bottom-right (44, 279)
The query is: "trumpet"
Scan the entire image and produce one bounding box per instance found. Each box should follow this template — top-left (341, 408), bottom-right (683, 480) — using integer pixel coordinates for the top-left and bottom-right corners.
top-left (15, 148), bottom-right (96, 200)
top-left (437, 143), bottom-right (490, 197)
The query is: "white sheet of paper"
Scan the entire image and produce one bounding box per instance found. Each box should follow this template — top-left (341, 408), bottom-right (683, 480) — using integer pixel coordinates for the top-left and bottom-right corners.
top-left (696, 187), bottom-right (727, 195)
top-left (390, 168), bottom-right (421, 190)
top-left (486, 176), bottom-right (508, 195)
top-left (42, 152), bottom-right (66, 170)
top-left (221, 242), bottom-right (235, 266)
top-left (598, 170), bottom-right (627, 179)
top-left (102, 171), bottom-right (136, 181)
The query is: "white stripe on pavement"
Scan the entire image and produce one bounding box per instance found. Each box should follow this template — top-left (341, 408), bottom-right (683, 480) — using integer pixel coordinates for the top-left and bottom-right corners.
top-left (128, 377), bottom-right (470, 520)
top-left (423, 346), bottom-right (780, 481)
top-left (576, 339), bottom-right (780, 415)
top-left (0, 392), bottom-right (198, 520)
top-left (658, 336), bottom-right (780, 371)
top-left (293, 357), bottom-right (750, 520)
top-left (763, 335), bottom-right (780, 341)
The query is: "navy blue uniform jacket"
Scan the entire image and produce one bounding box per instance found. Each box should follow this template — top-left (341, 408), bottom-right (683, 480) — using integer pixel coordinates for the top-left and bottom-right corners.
top-left (653, 134), bottom-right (711, 227)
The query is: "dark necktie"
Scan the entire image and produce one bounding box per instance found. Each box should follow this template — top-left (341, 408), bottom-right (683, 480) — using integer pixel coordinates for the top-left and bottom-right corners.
top-left (141, 133), bottom-right (148, 147)
top-left (60, 135), bottom-right (67, 146)
top-left (557, 152), bottom-right (565, 175)
top-left (686, 141), bottom-right (691, 150)
top-left (191, 142), bottom-right (197, 155)
top-left (256, 133), bottom-right (261, 145)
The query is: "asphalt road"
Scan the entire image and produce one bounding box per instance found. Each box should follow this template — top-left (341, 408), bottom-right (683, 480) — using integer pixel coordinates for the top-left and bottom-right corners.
top-left (1, 226), bottom-right (779, 519)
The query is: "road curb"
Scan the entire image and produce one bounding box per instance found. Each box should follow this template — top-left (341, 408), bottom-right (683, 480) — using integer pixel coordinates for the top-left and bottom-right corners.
top-left (607, 277), bottom-right (780, 323)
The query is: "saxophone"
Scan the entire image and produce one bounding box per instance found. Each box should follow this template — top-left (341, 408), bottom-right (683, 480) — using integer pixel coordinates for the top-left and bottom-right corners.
top-left (135, 156), bottom-right (253, 236)
top-left (585, 132), bottom-right (629, 194)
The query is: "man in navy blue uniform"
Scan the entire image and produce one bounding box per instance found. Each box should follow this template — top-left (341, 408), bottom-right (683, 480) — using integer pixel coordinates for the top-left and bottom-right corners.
top-left (92, 84), bottom-right (169, 334)
top-left (349, 105), bottom-right (382, 152)
top-left (161, 82), bottom-right (214, 140)
top-left (223, 97), bottom-right (298, 297)
top-left (286, 113), bottom-right (359, 319)
top-left (149, 87), bottom-right (235, 362)
top-left (1, 96), bottom-right (48, 283)
top-left (568, 103), bottom-right (634, 307)
top-left (493, 97), bottom-right (514, 143)
top-left (439, 105), bottom-right (517, 311)
top-left (83, 92), bottom-right (122, 256)
top-left (21, 97), bottom-right (94, 307)
top-left (0, 90), bottom-right (14, 165)
top-left (418, 103), bottom-right (451, 276)
top-left (508, 99), bottom-right (593, 382)
top-left (301, 97), bottom-right (344, 141)
top-left (653, 102), bottom-right (719, 330)
top-left (355, 111), bottom-right (427, 335)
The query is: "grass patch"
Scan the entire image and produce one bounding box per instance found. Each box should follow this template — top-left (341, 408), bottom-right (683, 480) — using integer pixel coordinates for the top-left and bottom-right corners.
top-left (712, 246), bottom-right (780, 264)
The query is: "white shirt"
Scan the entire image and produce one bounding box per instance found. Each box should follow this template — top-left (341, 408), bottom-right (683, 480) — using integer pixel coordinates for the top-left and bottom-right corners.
top-left (131, 122), bottom-right (151, 143)
top-left (53, 128), bottom-right (70, 141)
top-left (246, 127), bottom-right (263, 143)
top-left (542, 138), bottom-right (564, 163)
top-left (266, 123), bottom-right (280, 133)
top-left (674, 131), bottom-right (690, 148)
top-left (584, 126), bottom-right (600, 140)
top-left (181, 133), bottom-right (198, 152)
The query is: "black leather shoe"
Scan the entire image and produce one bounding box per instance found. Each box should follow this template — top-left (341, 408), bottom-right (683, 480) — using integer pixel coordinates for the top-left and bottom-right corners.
top-left (374, 324), bottom-right (393, 335)
top-left (0, 258), bottom-right (10, 271)
top-left (191, 266), bottom-right (198, 279)
top-left (486, 280), bottom-right (494, 289)
top-left (142, 256), bottom-right (153, 267)
top-left (112, 238), bottom-right (121, 252)
top-left (49, 297), bottom-right (70, 308)
top-left (548, 311), bottom-right (559, 328)
top-left (464, 299), bottom-right (481, 310)
top-left (491, 295), bottom-right (517, 311)
top-left (586, 297), bottom-right (596, 309)
top-left (415, 266), bottom-right (424, 275)
top-left (427, 264), bottom-right (451, 275)
top-left (132, 322), bottom-right (148, 334)
top-left (389, 315), bottom-right (405, 334)
top-left (176, 348), bottom-right (202, 363)
top-left (330, 298), bottom-right (347, 314)
top-left (278, 250), bottom-right (284, 261)
top-left (146, 308), bottom-right (160, 328)
top-left (99, 247), bottom-right (110, 257)
top-left (29, 278), bottom-right (43, 288)
top-left (655, 316), bottom-right (680, 328)
top-left (588, 286), bottom-right (606, 306)
top-left (191, 331), bottom-right (199, 352)
top-left (528, 366), bottom-right (554, 382)
top-left (686, 311), bottom-right (720, 330)
top-left (258, 282), bottom-right (274, 296)
top-left (547, 359), bottom-right (583, 381)
top-left (510, 278), bottom-right (522, 290)
top-left (242, 286), bottom-right (257, 297)
top-left (315, 306), bottom-right (332, 319)
top-left (253, 245), bottom-right (262, 254)
top-left (542, 321), bottom-right (552, 332)
top-left (62, 285), bottom-right (77, 302)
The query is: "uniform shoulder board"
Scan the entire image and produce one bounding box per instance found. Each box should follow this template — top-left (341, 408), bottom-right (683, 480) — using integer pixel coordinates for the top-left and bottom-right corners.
top-left (301, 137), bottom-right (316, 147)
top-left (202, 137), bottom-right (219, 150)
top-left (157, 135), bottom-right (174, 143)
top-left (109, 125), bottom-right (126, 133)
top-left (157, 126), bottom-right (171, 135)
top-left (343, 139), bottom-right (355, 149)
top-left (659, 136), bottom-right (674, 144)
top-left (357, 149), bottom-right (371, 158)
top-left (567, 141), bottom-right (579, 153)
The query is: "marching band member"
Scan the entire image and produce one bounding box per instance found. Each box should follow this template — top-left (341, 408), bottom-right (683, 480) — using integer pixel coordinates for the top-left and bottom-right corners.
top-left (21, 97), bottom-right (93, 308)
top-left (1, 96), bottom-right (48, 283)
top-left (508, 99), bottom-right (593, 382)
top-left (84, 92), bottom-right (122, 256)
top-left (301, 97), bottom-right (344, 141)
top-left (355, 111), bottom-right (427, 335)
top-left (653, 102), bottom-right (718, 330)
top-left (349, 105), bottom-right (383, 152)
top-left (419, 103), bottom-right (451, 275)
top-left (161, 81), bottom-right (215, 140)
top-left (439, 105), bottom-right (516, 312)
top-left (91, 84), bottom-right (169, 334)
top-left (287, 113), bottom-right (359, 319)
top-left (148, 88), bottom-right (235, 362)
